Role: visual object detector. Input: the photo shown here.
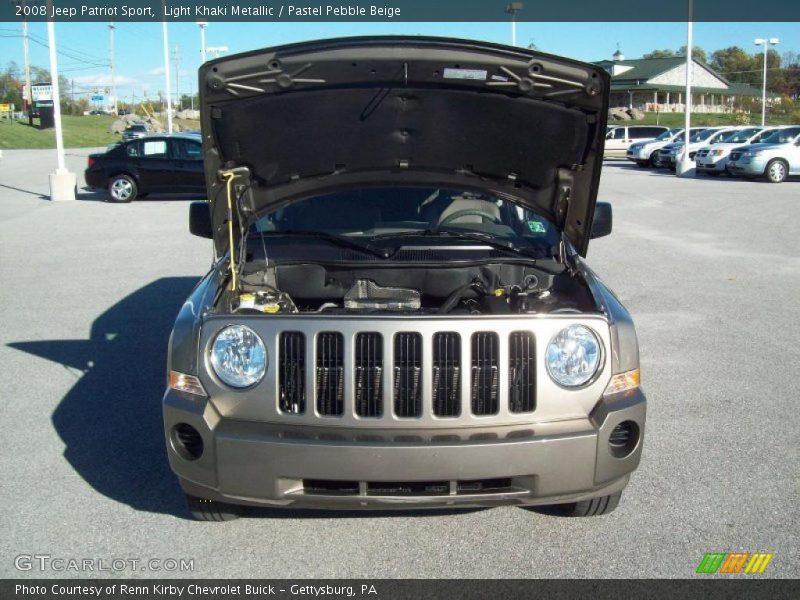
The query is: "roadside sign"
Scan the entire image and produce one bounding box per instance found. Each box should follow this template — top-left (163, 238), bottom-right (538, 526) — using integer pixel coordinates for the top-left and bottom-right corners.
top-left (91, 95), bottom-right (104, 102)
top-left (31, 83), bottom-right (53, 102)
top-left (0, 103), bottom-right (12, 112)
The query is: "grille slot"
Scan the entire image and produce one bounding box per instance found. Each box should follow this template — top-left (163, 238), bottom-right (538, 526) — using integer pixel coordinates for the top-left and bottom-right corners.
top-left (394, 332), bottom-right (422, 418)
top-left (471, 332), bottom-right (499, 415)
top-left (316, 332), bottom-right (344, 416)
top-left (279, 332), bottom-right (305, 414)
top-left (456, 478), bottom-right (513, 494)
top-left (367, 481), bottom-right (449, 496)
top-left (509, 331), bottom-right (536, 413)
top-left (355, 333), bottom-right (383, 417)
top-left (432, 332), bottom-right (461, 417)
top-left (303, 480), bottom-right (358, 495)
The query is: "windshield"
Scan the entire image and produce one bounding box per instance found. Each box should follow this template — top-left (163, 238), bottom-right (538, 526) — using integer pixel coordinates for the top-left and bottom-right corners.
top-left (252, 187), bottom-right (561, 254)
top-left (128, 125), bottom-right (147, 132)
top-left (691, 129), bottom-right (719, 143)
top-left (720, 128), bottom-right (760, 143)
top-left (761, 127), bottom-right (800, 144)
top-left (657, 128), bottom-right (682, 141)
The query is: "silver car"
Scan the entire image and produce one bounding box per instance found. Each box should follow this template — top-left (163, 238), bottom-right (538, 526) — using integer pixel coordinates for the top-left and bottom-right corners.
top-left (627, 127), bottom-right (705, 168)
top-left (165, 37), bottom-right (645, 521)
top-left (694, 127), bottom-right (777, 175)
top-left (727, 126), bottom-right (800, 183)
top-left (121, 123), bottom-right (149, 142)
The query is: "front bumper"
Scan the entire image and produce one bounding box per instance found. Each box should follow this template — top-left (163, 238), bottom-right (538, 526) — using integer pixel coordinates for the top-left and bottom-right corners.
top-left (164, 388), bottom-right (646, 509)
top-left (695, 156), bottom-right (728, 172)
top-left (728, 156), bottom-right (767, 176)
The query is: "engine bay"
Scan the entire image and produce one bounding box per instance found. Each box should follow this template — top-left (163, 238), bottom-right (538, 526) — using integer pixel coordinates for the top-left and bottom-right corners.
top-left (219, 262), bottom-right (598, 316)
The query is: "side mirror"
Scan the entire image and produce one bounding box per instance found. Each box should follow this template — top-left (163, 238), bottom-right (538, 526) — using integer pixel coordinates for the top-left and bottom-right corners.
top-left (591, 202), bottom-right (613, 239)
top-left (189, 201), bottom-right (213, 239)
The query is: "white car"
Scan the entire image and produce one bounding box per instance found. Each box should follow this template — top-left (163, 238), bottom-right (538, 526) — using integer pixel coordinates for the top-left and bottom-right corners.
top-left (627, 127), bottom-right (705, 168)
top-left (604, 125), bottom-right (669, 158)
top-left (694, 127), bottom-right (778, 175)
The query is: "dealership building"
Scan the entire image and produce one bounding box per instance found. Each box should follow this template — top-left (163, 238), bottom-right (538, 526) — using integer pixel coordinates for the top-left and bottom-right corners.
top-left (595, 50), bottom-right (760, 112)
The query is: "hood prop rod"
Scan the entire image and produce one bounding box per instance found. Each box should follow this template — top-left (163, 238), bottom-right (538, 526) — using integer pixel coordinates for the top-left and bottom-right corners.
top-left (218, 167), bottom-right (250, 291)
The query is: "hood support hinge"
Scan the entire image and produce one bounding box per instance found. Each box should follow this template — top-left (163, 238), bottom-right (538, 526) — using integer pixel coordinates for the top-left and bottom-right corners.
top-left (554, 168), bottom-right (573, 229)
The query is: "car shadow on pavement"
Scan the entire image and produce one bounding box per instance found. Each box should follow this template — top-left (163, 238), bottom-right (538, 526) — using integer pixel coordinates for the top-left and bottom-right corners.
top-left (8, 277), bottom-right (198, 519)
top-left (7, 277), bottom-right (485, 521)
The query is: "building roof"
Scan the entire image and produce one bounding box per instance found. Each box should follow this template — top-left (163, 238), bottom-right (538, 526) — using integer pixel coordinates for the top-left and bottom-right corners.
top-left (594, 56), bottom-right (760, 97)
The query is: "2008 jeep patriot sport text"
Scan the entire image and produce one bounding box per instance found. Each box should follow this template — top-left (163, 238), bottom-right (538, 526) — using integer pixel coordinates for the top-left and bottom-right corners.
top-left (163, 36), bottom-right (646, 521)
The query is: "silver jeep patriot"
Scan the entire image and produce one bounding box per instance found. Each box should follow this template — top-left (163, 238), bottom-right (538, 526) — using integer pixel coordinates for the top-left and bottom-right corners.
top-left (163, 37), bottom-right (646, 521)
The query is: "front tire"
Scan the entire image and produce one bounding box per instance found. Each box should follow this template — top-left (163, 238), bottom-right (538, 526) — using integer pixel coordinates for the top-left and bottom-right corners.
top-left (542, 491), bottom-right (622, 517)
top-left (185, 494), bottom-right (242, 521)
top-left (765, 159), bottom-right (788, 183)
top-left (107, 174), bottom-right (137, 202)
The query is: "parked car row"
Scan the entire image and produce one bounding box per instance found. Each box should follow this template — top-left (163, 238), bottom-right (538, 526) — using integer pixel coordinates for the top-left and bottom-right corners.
top-left (622, 124), bottom-right (800, 183)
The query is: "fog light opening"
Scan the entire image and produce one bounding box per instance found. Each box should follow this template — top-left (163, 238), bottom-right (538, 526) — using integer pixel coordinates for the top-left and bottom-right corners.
top-left (171, 423), bottom-right (204, 461)
top-left (608, 420), bottom-right (639, 459)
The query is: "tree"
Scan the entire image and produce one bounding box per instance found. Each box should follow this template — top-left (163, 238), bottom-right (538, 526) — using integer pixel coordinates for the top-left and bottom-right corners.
top-left (643, 49), bottom-right (675, 59)
top-left (678, 45), bottom-right (708, 64)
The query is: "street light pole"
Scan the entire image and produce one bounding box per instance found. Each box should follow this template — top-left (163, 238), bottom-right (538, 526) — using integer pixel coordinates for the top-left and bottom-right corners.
top-left (754, 37), bottom-right (779, 126)
top-left (198, 21), bottom-right (207, 64)
top-left (505, 3), bottom-right (523, 47)
top-left (46, 17), bottom-right (76, 201)
top-left (677, 0), bottom-right (694, 177)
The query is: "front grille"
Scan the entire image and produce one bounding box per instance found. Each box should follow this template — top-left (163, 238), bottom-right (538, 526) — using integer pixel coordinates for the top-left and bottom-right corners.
top-left (354, 333), bottom-right (383, 417)
top-left (471, 332), bottom-right (499, 415)
top-left (394, 332), bottom-right (422, 417)
top-left (432, 332), bottom-right (461, 417)
top-left (696, 149), bottom-right (709, 158)
top-left (264, 326), bottom-right (557, 422)
top-left (509, 331), bottom-right (536, 412)
top-left (316, 332), bottom-right (344, 416)
top-left (279, 332), bottom-right (305, 414)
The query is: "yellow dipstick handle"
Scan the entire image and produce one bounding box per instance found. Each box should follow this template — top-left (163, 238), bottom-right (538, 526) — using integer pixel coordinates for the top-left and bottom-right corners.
top-left (222, 171), bottom-right (237, 291)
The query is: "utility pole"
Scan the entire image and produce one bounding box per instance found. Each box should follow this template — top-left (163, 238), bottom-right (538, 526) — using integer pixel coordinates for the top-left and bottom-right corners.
top-left (162, 16), bottom-right (173, 133)
top-left (108, 22), bottom-right (117, 114)
top-left (21, 11), bottom-right (32, 113)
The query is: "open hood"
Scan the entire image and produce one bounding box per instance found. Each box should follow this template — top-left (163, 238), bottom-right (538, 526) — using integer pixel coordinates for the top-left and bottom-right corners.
top-left (199, 36), bottom-right (609, 257)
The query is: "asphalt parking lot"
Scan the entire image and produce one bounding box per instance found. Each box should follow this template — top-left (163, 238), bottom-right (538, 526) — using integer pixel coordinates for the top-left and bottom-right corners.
top-left (0, 149), bottom-right (798, 579)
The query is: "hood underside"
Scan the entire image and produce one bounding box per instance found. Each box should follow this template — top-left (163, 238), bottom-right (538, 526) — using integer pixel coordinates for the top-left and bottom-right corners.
top-left (199, 36), bottom-right (609, 256)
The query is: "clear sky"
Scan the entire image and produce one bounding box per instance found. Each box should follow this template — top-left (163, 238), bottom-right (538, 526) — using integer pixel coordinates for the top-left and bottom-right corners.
top-left (1, 20), bottom-right (797, 102)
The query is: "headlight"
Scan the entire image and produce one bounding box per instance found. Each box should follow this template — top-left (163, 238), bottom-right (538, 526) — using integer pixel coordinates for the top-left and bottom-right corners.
top-left (546, 325), bottom-right (602, 387)
top-left (745, 149), bottom-right (764, 157)
top-left (210, 325), bottom-right (267, 388)
top-left (709, 149), bottom-right (726, 157)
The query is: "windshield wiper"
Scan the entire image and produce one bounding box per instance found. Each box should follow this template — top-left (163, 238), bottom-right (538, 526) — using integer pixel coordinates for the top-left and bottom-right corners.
top-left (371, 229), bottom-right (540, 260)
top-left (258, 230), bottom-right (391, 259)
